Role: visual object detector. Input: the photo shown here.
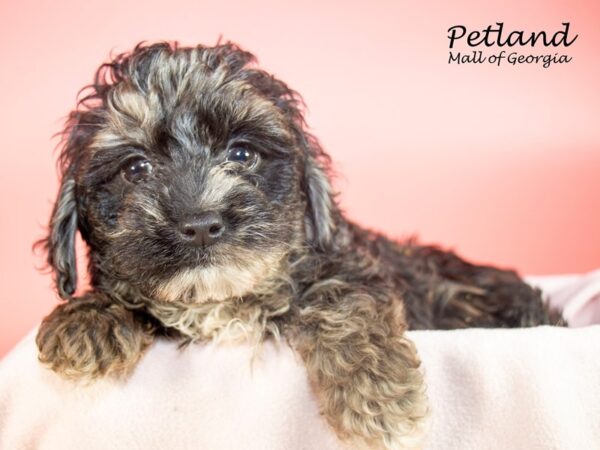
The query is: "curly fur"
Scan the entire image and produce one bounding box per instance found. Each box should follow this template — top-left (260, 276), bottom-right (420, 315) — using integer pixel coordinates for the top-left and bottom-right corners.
top-left (36, 41), bottom-right (563, 449)
top-left (36, 295), bottom-right (155, 380)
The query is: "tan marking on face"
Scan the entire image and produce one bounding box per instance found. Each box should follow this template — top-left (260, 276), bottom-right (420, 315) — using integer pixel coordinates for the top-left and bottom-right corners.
top-left (89, 128), bottom-right (127, 151)
top-left (111, 88), bottom-right (157, 126)
top-left (90, 86), bottom-right (161, 152)
top-left (197, 166), bottom-right (240, 208)
top-left (133, 195), bottom-right (165, 223)
top-left (154, 249), bottom-right (284, 303)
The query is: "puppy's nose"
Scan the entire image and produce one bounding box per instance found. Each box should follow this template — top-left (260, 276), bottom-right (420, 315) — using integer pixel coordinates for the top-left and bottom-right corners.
top-left (178, 211), bottom-right (225, 247)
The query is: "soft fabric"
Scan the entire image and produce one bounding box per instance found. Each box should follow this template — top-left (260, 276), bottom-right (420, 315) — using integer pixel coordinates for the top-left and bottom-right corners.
top-left (1, 273), bottom-right (599, 450)
top-left (526, 269), bottom-right (600, 327)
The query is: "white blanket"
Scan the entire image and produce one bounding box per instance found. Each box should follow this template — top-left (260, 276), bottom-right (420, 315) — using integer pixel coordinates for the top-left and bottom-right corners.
top-left (1, 272), bottom-right (599, 450)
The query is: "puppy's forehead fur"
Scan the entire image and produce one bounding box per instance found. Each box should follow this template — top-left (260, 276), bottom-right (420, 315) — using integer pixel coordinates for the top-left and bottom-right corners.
top-left (89, 46), bottom-right (291, 158)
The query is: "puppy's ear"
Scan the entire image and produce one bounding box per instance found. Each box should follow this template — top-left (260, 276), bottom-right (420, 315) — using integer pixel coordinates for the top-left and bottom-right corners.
top-left (39, 109), bottom-right (95, 300)
top-left (239, 65), bottom-right (337, 249)
top-left (302, 138), bottom-right (336, 251)
top-left (44, 173), bottom-right (79, 299)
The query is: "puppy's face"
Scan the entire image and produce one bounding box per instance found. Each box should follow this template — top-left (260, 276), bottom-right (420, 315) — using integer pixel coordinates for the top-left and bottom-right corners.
top-left (44, 43), bottom-right (335, 303)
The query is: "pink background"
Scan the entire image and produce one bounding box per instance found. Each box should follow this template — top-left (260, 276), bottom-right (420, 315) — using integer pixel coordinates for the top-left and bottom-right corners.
top-left (1, 0), bottom-right (599, 356)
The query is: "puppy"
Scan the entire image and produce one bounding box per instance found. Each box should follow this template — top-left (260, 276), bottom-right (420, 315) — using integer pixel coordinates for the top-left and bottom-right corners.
top-left (37, 42), bottom-right (562, 449)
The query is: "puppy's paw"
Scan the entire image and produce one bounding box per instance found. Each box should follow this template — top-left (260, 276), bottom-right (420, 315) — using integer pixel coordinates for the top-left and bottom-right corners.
top-left (326, 337), bottom-right (429, 450)
top-left (36, 296), bottom-right (154, 380)
top-left (296, 299), bottom-right (429, 450)
top-left (359, 366), bottom-right (429, 450)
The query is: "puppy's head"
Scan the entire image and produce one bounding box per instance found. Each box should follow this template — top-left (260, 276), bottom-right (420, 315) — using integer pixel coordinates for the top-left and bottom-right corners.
top-left (43, 42), bottom-right (336, 303)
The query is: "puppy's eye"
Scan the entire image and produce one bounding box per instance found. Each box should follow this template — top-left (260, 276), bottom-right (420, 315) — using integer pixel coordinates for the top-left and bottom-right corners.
top-left (226, 147), bottom-right (259, 167)
top-left (122, 158), bottom-right (153, 183)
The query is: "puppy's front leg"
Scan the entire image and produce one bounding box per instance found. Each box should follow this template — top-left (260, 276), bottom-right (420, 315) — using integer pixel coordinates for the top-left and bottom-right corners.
top-left (36, 295), bottom-right (154, 380)
top-left (294, 293), bottom-right (428, 450)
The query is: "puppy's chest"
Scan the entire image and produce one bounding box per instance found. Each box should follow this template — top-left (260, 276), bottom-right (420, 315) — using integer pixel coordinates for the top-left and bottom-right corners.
top-left (145, 294), bottom-right (292, 344)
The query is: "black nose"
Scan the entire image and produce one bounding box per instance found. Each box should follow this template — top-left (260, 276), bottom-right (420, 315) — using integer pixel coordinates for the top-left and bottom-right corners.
top-left (178, 211), bottom-right (225, 247)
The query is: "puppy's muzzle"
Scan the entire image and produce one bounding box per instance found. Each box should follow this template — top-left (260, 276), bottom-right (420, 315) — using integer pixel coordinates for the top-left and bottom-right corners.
top-left (178, 211), bottom-right (225, 248)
